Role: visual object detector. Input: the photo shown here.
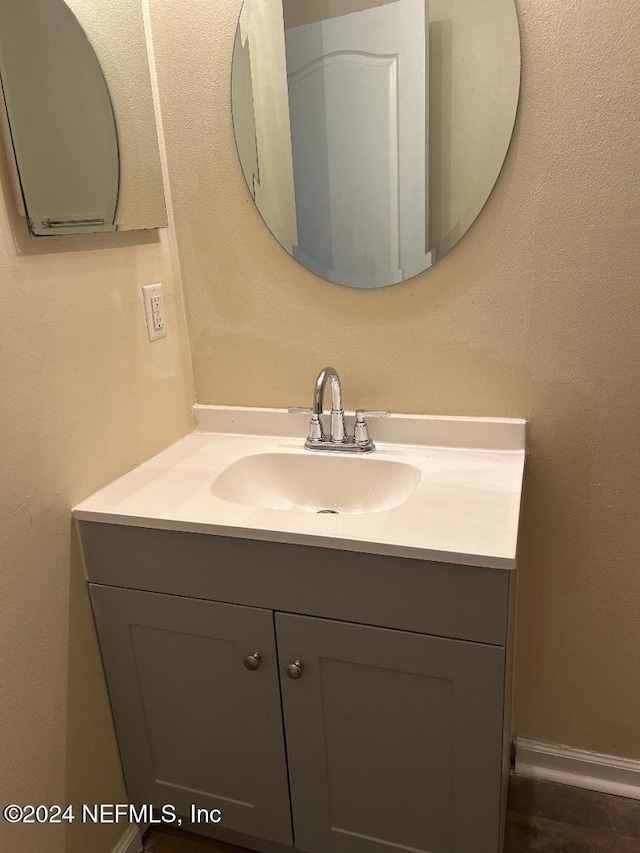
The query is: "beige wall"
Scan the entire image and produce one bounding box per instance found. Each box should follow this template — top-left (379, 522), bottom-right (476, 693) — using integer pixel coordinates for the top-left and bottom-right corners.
top-left (151, 0), bottom-right (640, 759)
top-left (0, 110), bottom-right (194, 853)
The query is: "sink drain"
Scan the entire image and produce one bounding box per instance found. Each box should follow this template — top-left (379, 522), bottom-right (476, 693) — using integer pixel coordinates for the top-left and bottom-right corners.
top-left (317, 509), bottom-right (340, 514)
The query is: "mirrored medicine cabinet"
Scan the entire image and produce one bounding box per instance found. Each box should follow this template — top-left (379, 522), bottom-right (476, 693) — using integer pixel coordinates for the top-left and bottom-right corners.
top-left (0, 0), bottom-right (167, 236)
top-left (232, 0), bottom-right (521, 289)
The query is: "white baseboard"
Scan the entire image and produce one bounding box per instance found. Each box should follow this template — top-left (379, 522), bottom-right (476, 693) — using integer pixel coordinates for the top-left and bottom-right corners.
top-left (111, 824), bottom-right (143, 853)
top-left (516, 737), bottom-right (640, 800)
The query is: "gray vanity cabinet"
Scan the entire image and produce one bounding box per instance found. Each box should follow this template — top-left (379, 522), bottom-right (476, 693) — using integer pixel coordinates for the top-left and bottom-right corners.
top-left (89, 585), bottom-right (293, 847)
top-left (277, 614), bottom-right (505, 853)
top-left (81, 523), bottom-right (514, 853)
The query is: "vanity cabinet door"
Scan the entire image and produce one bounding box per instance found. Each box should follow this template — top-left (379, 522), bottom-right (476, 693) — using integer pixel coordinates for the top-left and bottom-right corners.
top-left (277, 614), bottom-right (505, 853)
top-left (90, 585), bottom-right (292, 846)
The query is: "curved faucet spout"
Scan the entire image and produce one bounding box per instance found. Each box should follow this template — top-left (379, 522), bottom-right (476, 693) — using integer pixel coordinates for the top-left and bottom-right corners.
top-left (313, 366), bottom-right (342, 416)
top-left (313, 366), bottom-right (346, 442)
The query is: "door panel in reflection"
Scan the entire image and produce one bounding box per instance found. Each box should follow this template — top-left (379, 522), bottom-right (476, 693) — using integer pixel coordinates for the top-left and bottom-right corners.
top-left (286, 0), bottom-right (431, 288)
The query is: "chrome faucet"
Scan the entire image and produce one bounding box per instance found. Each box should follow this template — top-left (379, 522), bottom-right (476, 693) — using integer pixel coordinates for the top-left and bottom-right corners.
top-left (289, 367), bottom-right (390, 453)
top-left (312, 366), bottom-right (347, 444)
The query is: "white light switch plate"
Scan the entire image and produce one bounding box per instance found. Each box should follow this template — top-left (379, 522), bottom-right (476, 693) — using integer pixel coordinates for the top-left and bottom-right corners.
top-left (142, 283), bottom-right (167, 342)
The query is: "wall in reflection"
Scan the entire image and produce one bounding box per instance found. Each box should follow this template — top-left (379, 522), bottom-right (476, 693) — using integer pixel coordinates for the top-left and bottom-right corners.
top-left (65, 0), bottom-right (166, 231)
top-left (0, 0), bottom-right (166, 234)
top-left (282, 0), bottom-right (395, 30)
top-left (232, 1), bottom-right (297, 253)
top-left (429, 0), bottom-right (520, 258)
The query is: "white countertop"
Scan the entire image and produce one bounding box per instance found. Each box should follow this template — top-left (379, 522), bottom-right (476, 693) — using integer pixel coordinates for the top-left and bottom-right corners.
top-left (73, 405), bottom-right (527, 570)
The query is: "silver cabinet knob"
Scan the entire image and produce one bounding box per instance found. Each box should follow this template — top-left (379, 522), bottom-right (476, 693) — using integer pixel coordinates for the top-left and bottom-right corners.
top-left (243, 652), bottom-right (261, 671)
top-left (286, 660), bottom-right (303, 679)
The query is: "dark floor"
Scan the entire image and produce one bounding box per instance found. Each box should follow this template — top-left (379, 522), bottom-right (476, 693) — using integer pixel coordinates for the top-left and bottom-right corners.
top-left (505, 776), bottom-right (640, 851)
top-left (144, 775), bottom-right (640, 852)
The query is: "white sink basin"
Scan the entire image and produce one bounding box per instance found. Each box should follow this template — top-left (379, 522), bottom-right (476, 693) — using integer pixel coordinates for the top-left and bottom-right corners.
top-left (210, 452), bottom-right (421, 515)
top-left (73, 405), bottom-right (527, 569)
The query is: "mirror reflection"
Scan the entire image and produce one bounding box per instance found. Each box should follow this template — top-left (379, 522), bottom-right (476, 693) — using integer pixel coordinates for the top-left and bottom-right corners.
top-left (0, 0), bottom-right (167, 236)
top-left (232, 0), bottom-right (520, 288)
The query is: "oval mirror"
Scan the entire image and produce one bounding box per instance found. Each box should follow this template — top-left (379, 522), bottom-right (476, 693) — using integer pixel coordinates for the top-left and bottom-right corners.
top-left (232, 0), bottom-right (520, 289)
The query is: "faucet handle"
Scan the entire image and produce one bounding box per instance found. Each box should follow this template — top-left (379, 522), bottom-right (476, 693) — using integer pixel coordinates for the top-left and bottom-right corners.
top-left (288, 407), bottom-right (324, 442)
top-left (354, 410), bottom-right (390, 448)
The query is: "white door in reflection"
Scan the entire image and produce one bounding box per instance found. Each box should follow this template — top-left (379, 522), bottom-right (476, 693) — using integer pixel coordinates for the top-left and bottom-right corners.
top-left (285, 0), bottom-right (431, 289)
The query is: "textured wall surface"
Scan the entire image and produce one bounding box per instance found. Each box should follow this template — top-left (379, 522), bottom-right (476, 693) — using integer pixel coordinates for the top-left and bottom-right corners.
top-left (150, 0), bottom-right (640, 758)
top-left (0, 125), bottom-right (194, 853)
